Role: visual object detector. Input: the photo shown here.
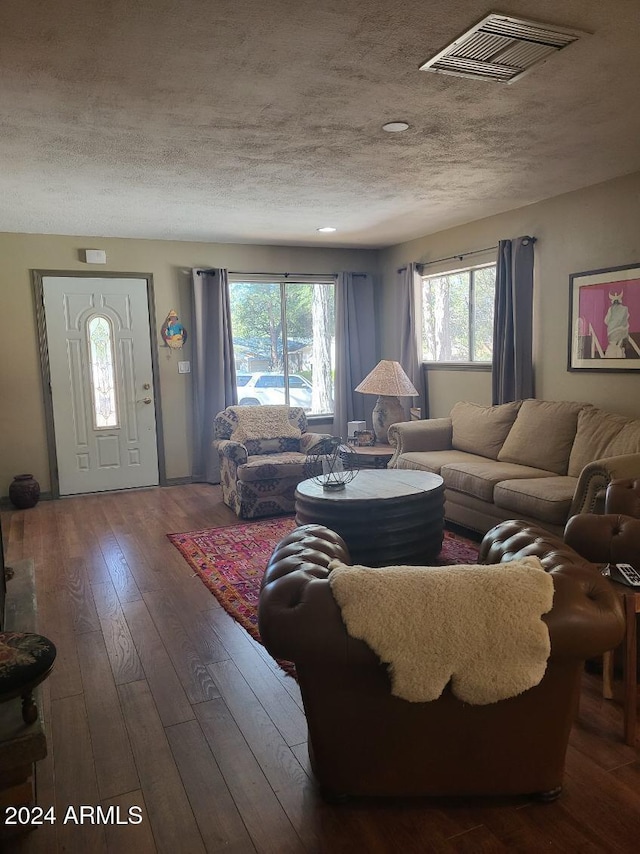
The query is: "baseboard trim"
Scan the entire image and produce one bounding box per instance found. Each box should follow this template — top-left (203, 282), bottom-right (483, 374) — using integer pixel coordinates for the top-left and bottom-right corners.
top-left (0, 492), bottom-right (53, 509)
top-left (0, 481), bottom-right (202, 504)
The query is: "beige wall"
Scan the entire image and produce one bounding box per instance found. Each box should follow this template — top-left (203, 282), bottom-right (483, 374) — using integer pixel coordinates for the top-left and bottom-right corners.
top-left (380, 170), bottom-right (640, 420)
top-left (425, 370), bottom-right (492, 419)
top-left (0, 234), bottom-right (378, 496)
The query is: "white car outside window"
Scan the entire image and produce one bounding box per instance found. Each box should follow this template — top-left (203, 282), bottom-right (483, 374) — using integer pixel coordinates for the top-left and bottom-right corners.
top-left (236, 372), bottom-right (313, 411)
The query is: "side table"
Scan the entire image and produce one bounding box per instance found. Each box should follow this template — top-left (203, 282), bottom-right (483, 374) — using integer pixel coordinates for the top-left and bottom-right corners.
top-left (344, 444), bottom-right (394, 469)
top-left (602, 581), bottom-right (639, 746)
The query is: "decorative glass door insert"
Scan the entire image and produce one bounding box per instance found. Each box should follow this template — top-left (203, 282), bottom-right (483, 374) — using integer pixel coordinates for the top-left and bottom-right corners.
top-left (88, 315), bottom-right (119, 428)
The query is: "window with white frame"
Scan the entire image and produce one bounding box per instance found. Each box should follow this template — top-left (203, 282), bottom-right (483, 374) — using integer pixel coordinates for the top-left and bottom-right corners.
top-left (228, 276), bottom-right (335, 416)
top-left (421, 263), bottom-right (496, 363)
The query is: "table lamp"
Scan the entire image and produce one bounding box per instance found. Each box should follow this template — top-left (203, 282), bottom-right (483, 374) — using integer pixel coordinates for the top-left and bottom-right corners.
top-left (355, 360), bottom-right (419, 444)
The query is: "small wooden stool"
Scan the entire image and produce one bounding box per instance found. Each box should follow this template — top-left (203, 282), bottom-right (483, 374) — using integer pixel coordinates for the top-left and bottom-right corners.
top-left (0, 632), bottom-right (56, 724)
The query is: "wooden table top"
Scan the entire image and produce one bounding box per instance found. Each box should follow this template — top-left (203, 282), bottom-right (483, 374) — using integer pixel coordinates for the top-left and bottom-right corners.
top-left (346, 444), bottom-right (394, 456)
top-left (295, 469), bottom-right (443, 503)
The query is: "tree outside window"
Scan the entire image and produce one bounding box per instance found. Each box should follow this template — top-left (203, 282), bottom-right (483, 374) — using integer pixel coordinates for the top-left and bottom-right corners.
top-left (229, 279), bottom-right (335, 415)
top-left (421, 264), bottom-right (496, 362)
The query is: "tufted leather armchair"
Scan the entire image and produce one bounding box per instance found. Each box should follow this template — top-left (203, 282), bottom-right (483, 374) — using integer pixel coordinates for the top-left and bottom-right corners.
top-left (481, 512), bottom-right (640, 690)
top-left (604, 478), bottom-right (640, 517)
top-left (258, 523), bottom-right (624, 801)
top-left (557, 478), bottom-right (640, 569)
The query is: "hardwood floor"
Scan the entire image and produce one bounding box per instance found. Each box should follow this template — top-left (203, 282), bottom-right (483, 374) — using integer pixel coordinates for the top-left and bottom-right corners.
top-left (2, 484), bottom-right (640, 853)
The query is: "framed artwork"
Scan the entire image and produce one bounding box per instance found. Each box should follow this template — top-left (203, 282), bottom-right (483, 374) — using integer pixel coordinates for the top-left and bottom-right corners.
top-left (354, 429), bottom-right (376, 447)
top-left (568, 263), bottom-right (640, 371)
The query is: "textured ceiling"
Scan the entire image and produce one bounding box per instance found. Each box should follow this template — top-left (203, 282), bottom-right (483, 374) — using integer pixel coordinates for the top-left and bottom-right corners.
top-left (1, 0), bottom-right (639, 248)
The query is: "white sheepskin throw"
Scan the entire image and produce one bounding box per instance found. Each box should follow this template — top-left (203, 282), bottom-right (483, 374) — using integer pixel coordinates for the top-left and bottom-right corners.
top-left (328, 558), bottom-right (554, 705)
top-left (230, 406), bottom-right (301, 443)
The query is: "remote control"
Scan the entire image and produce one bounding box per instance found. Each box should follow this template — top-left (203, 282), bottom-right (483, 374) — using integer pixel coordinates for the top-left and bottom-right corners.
top-left (603, 563), bottom-right (640, 587)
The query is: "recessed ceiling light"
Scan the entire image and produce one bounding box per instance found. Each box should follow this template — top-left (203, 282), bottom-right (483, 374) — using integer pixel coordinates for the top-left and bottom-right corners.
top-left (382, 121), bottom-right (409, 132)
top-left (317, 226), bottom-right (337, 233)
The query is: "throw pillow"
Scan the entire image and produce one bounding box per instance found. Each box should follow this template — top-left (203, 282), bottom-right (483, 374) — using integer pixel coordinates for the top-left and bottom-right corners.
top-left (230, 406), bottom-right (302, 445)
top-left (568, 406), bottom-right (640, 477)
top-left (450, 400), bottom-right (521, 460)
top-left (498, 399), bottom-right (584, 475)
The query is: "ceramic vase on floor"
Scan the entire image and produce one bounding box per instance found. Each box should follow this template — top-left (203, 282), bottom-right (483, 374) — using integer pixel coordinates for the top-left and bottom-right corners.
top-left (8, 474), bottom-right (41, 509)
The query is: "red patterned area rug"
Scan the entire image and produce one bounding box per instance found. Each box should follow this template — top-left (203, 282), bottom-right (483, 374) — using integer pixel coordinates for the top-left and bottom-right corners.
top-left (167, 518), bottom-right (480, 675)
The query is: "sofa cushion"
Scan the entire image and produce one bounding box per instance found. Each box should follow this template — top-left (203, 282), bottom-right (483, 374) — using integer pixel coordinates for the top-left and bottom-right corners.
top-left (498, 400), bottom-right (584, 475)
top-left (237, 452), bottom-right (308, 482)
top-left (450, 400), bottom-right (521, 460)
top-left (243, 437), bottom-right (303, 456)
top-left (493, 477), bottom-right (578, 526)
top-left (394, 450), bottom-right (490, 475)
top-left (442, 462), bottom-right (556, 503)
top-left (568, 406), bottom-right (640, 476)
top-left (611, 419), bottom-right (640, 457)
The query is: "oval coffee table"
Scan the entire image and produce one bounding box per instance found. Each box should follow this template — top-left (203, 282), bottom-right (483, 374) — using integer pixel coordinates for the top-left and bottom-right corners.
top-left (295, 469), bottom-right (444, 567)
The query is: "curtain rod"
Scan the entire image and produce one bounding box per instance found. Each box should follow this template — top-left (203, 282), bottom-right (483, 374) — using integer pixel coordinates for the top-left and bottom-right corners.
top-left (397, 237), bottom-right (536, 273)
top-left (196, 269), bottom-right (371, 278)
top-left (397, 246), bottom-right (496, 274)
top-left (196, 269), bottom-right (334, 277)
top-left (418, 245), bottom-right (498, 270)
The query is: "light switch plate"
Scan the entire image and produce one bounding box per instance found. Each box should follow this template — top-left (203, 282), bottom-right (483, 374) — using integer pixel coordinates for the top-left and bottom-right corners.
top-left (178, 361), bottom-right (191, 374)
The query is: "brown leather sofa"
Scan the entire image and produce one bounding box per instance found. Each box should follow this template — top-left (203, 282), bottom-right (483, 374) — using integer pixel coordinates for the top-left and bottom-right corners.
top-left (258, 524), bottom-right (625, 801)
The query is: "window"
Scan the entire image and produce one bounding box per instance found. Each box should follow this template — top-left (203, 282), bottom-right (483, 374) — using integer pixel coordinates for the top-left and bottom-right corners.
top-left (87, 315), bottom-right (119, 428)
top-left (288, 376), bottom-right (308, 388)
top-left (421, 263), bottom-right (496, 362)
top-left (229, 277), bottom-right (335, 416)
top-left (255, 375), bottom-right (283, 389)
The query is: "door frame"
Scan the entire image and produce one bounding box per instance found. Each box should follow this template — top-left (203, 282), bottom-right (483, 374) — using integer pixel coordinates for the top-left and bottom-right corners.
top-left (32, 269), bottom-right (167, 499)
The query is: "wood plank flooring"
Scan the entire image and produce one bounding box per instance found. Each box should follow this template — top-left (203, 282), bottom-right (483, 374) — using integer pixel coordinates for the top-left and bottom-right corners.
top-left (1, 484), bottom-right (639, 853)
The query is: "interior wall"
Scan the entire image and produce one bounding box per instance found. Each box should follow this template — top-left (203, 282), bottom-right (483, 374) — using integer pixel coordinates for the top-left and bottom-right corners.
top-left (4, 170), bottom-right (639, 498)
top-left (379, 170), bottom-right (640, 420)
top-left (426, 370), bottom-right (492, 419)
top-left (0, 233), bottom-right (378, 496)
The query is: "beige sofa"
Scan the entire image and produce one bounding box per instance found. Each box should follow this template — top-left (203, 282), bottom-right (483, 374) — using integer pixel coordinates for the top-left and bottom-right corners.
top-left (388, 399), bottom-right (640, 535)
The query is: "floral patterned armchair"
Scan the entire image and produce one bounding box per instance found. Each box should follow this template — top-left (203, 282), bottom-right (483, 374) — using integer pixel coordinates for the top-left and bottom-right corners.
top-left (213, 405), bottom-right (332, 519)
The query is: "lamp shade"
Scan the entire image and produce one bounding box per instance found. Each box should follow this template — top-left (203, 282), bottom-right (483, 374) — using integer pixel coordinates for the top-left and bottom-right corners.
top-left (355, 360), bottom-right (418, 397)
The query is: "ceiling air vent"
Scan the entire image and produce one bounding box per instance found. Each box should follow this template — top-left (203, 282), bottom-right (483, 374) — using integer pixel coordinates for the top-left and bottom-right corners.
top-left (419, 13), bottom-right (587, 83)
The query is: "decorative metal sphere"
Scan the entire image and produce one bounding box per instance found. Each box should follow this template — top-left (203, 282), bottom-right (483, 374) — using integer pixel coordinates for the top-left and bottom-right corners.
top-left (305, 436), bottom-right (359, 491)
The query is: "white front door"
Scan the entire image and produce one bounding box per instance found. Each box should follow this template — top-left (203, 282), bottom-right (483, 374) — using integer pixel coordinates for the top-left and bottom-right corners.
top-left (42, 276), bottom-right (159, 495)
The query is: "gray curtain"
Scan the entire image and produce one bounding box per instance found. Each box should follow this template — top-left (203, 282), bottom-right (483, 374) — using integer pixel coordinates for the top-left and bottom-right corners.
top-left (492, 237), bottom-right (535, 405)
top-left (333, 272), bottom-right (377, 441)
top-left (397, 262), bottom-right (426, 419)
top-left (191, 268), bottom-right (236, 483)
